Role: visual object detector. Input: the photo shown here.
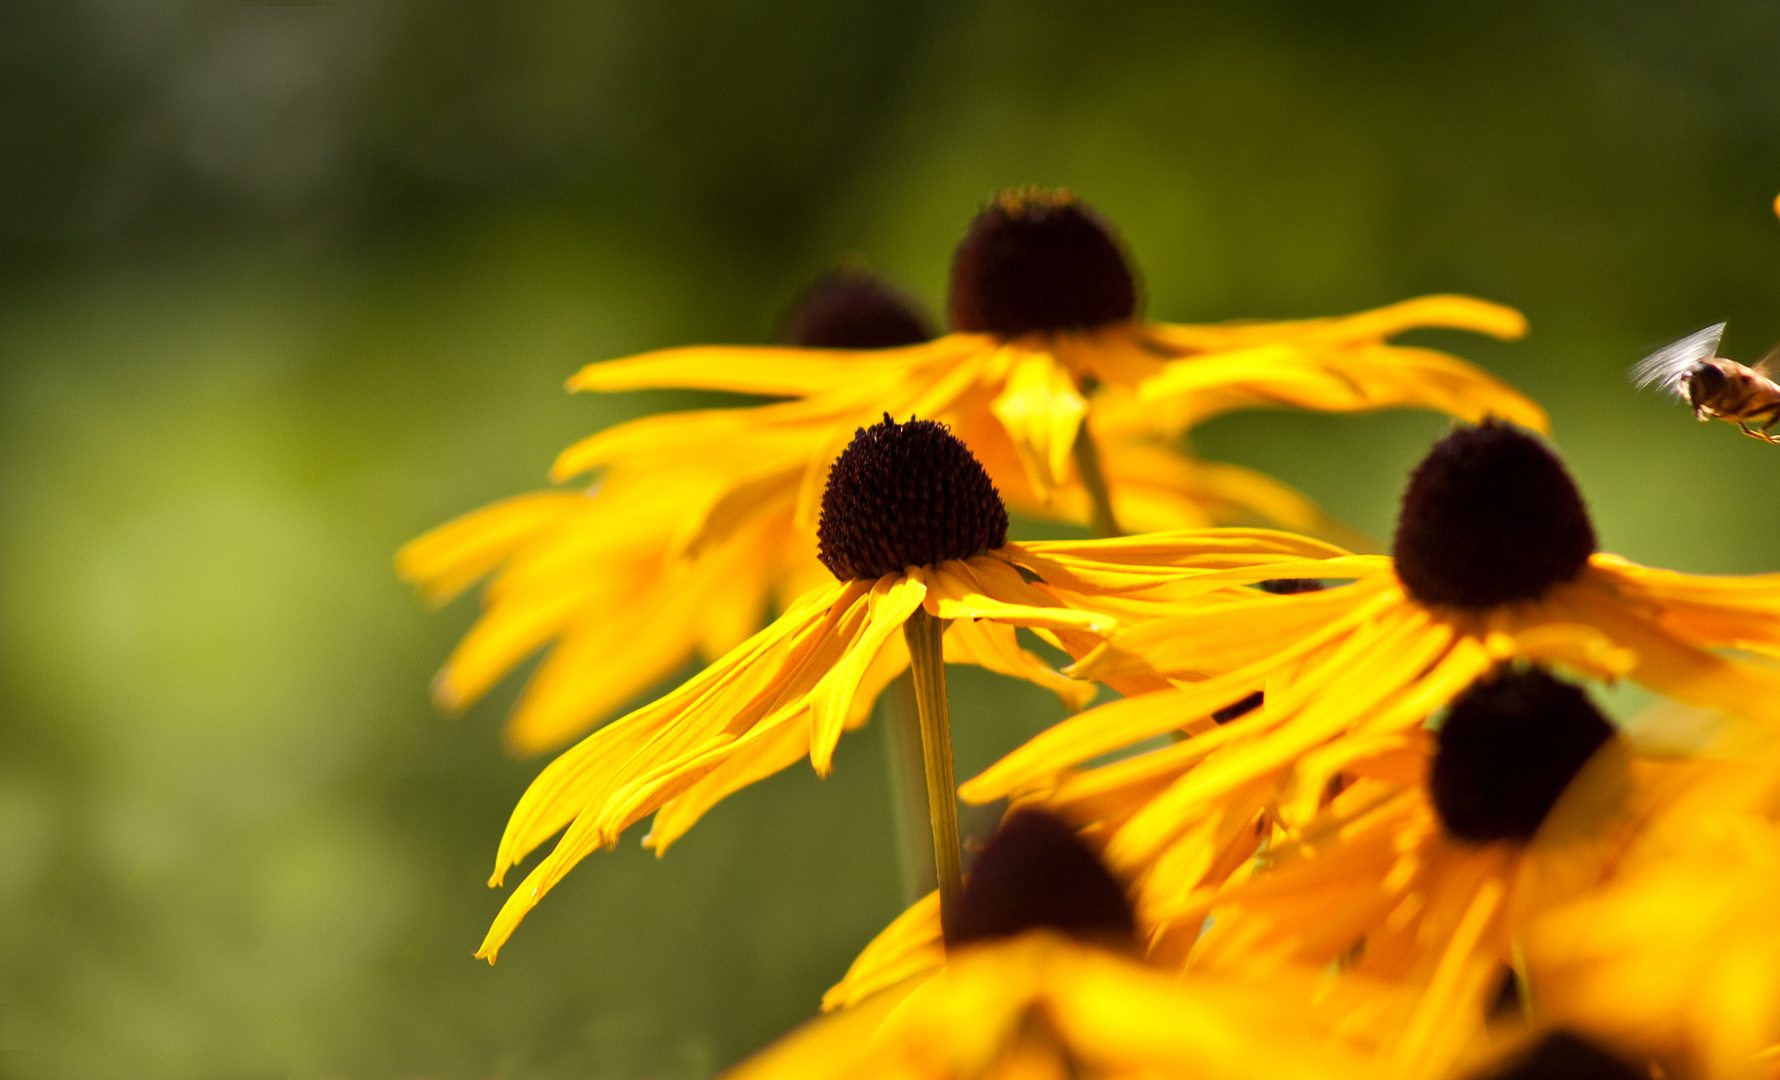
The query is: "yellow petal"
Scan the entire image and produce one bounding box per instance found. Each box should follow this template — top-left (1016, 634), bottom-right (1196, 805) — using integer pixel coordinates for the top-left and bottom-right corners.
top-left (808, 572), bottom-right (928, 775)
top-left (564, 343), bottom-right (932, 397)
top-left (394, 491), bottom-right (587, 606)
top-left (923, 559), bottom-right (1115, 634)
top-left (1554, 576), bottom-right (1780, 727)
top-left (1150, 295), bottom-right (1527, 351)
top-left (1106, 608), bottom-right (1449, 869)
top-left (1590, 553), bottom-right (1780, 656)
top-left (822, 891), bottom-right (944, 1012)
top-left (645, 720), bottom-right (813, 854)
top-left (501, 587), bottom-right (704, 755)
top-left (488, 579), bottom-right (852, 886)
top-left (963, 682), bottom-right (1265, 806)
top-left (1068, 579), bottom-right (1398, 681)
top-left (989, 349), bottom-right (1087, 497)
top-left (943, 617), bottom-right (1098, 714)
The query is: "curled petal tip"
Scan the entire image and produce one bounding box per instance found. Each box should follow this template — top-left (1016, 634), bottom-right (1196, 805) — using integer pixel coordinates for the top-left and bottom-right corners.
top-left (1493, 304), bottom-right (1530, 340)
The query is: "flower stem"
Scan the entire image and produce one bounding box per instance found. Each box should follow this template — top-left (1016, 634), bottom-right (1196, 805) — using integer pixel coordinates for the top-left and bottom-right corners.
top-left (880, 670), bottom-right (938, 905)
top-left (1071, 421), bottom-right (1122, 538)
top-left (901, 607), bottom-right (963, 935)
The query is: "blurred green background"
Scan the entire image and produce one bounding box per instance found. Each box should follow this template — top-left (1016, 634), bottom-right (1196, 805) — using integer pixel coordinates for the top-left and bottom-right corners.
top-left (2, 2), bottom-right (1777, 1077)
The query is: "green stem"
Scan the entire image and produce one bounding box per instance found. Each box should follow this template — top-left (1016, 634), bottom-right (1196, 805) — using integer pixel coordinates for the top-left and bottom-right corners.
top-left (902, 607), bottom-right (963, 935)
top-left (880, 669), bottom-right (938, 905)
top-left (1071, 420), bottom-right (1122, 538)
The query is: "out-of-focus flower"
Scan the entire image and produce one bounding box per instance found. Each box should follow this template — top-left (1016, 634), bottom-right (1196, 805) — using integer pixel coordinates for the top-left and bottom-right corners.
top-left (1177, 669), bottom-right (1664, 1076)
top-left (966, 422), bottom-right (1780, 886)
top-left (831, 668), bottom-right (1659, 1080)
top-left (733, 808), bottom-right (1367, 1080)
top-left (476, 418), bottom-right (1350, 960)
top-left (1528, 740), bottom-right (1780, 1080)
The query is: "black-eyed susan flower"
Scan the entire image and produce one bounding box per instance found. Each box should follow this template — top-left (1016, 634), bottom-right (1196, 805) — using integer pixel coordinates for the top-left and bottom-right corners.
top-left (397, 269), bottom-right (932, 754)
top-left (476, 418), bottom-right (1350, 960)
top-left (568, 188), bottom-right (1540, 536)
top-left (732, 808), bottom-right (1368, 1080)
top-left (1526, 740), bottom-right (1780, 1080)
top-left (964, 421), bottom-right (1780, 888)
top-left (1177, 670), bottom-right (1663, 1073)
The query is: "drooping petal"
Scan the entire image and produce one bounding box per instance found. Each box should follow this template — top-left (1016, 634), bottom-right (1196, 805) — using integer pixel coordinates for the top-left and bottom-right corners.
top-left (923, 559), bottom-right (1115, 635)
top-left (394, 491), bottom-right (588, 606)
top-left (564, 342), bottom-right (935, 397)
top-left (1106, 607), bottom-right (1450, 870)
top-left (1007, 530), bottom-right (1364, 595)
top-left (962, 681), bottom-right (1267, 806)
top-left (943, 616), bottom-right (1098, 714)
top-left (821, 891), bottom-right (944, 1012)
top-left (487, 578), bottom-right (855, 887)
top-left (1067, 579), bottom-right (1399, 682)
top-left (989, 348), bottom-right (1088, 498)
top-left (1589, 553), bottom-right (1780, 657)
top-left (808, 572), bottom-right (928, 774)
top-left (1136, 295), bottom-right (1541, 434)
top-left (1150, 295), bottom-right (1528, 352)
top-left (1553, 576), bottom-right (1780, 727)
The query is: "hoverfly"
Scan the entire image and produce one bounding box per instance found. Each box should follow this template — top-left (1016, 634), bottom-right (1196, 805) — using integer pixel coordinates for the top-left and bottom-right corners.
top-left (1630, 322), bottom-right (1780, 443)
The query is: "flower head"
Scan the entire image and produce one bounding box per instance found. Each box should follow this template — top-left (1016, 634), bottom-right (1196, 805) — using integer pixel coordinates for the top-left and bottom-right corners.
top-left (1527, 742), bottom-right (1780, 1080)
top-left (945, 808), bottom-right (1137, 951)
top-left (1088, 667), bottom-right (1670, 1080)
top-left (397, 270), bottom-right (935, 754)
top-left (784, 267), bottom-right (934, 349)
top-left (964, 422), bottom-right (1780, 886)
top-left (474, 423), bottom-right (1345, 960)
top-left (732, 809), bottom-right (1362, 1080)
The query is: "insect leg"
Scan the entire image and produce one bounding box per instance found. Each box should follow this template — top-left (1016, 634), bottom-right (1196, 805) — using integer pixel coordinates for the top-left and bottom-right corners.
top-left (1736, 422), bottom-right (1780, 444)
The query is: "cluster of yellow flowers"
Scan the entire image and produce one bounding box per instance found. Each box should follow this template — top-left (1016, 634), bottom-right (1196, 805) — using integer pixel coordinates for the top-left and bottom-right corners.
top-left (400, 188), bottom-right (1780, 1080)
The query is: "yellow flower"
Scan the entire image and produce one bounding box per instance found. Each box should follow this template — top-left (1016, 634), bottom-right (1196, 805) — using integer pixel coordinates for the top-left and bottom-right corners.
top-left (808, 804), bottom-right (1655, 1080)
top-left (1527, 742), bottom-right (1780, 1080)
top-left (731, 933), bottom-right (1367, 1080)
top-left (1176, 669), bottom-right (1672, 1075)
top-left (965, 421), bottom-right (1780, 885)
top-left (397, 269), bottom-right (930, 755)
top-left (568, 190), bottom-right (1537, 533)
top-left (737, 807), bottom-right (1367, 1080)
top-left (475, 418), bottom-right (1348, 960)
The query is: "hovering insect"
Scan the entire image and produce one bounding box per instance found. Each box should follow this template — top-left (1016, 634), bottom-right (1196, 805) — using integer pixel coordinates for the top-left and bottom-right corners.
top-left (1630, 322), bottom-right (1780, 443)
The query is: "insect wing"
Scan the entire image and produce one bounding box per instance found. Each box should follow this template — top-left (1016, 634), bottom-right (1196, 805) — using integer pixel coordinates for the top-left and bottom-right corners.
top-left (1752, 336), bottom-right (1780, 381)
top-left (1629, 322), bottom-right (1726, 398)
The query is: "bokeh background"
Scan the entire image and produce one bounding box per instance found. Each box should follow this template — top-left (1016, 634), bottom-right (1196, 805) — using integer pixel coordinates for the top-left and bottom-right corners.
top-left (2, 2), bottom-right (1778, 1077)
